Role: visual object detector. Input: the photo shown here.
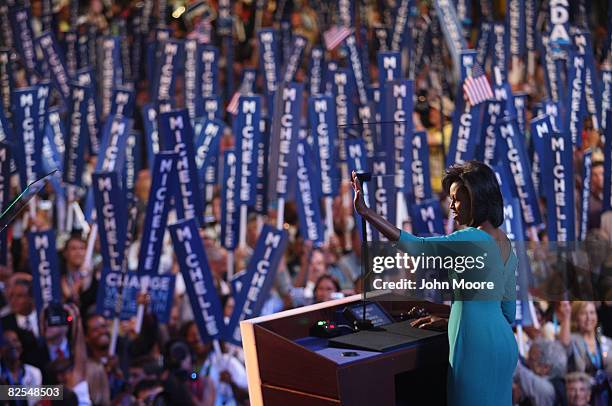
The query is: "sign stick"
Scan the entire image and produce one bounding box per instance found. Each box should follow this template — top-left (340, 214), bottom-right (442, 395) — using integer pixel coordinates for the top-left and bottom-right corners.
top-left (66, 186), bottom-right (75, 232)
top-left (396, 193), bottom-right (407, 228)
top-left (134, 275), bottom-right (149, 335)
top-left (527, 51), bottom-right (536, 78)
top-left (56, 196), bottom-right (66, 236)
top-left (109, 202), bottom-right (138, 356)
top-left (239, 204), bottom-right (248, 247)
top-left (227, 251), bottom-right (235, 281)
top-left (81, 223), bottom-right (98, 274)
top-left (516, 324), bottom-right (525, 357)
top-left (325, 196), bottom-right (333, 242)
top-left (72, 201), bottom-right (90, 234)
top-left (276, 197), bottom-right (285, 230)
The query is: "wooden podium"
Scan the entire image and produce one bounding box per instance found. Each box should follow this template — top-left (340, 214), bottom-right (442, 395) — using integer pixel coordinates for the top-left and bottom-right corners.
top-left (240, 294), bottom-right (450, 406)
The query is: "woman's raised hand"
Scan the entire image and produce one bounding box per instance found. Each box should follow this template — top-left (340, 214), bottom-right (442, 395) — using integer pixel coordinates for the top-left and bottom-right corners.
top-left (351, 171), bottom-right (368, 216)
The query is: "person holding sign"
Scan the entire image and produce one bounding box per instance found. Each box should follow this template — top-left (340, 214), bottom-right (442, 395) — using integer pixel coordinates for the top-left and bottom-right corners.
top-left (352, 161), bottom-right (518, 406)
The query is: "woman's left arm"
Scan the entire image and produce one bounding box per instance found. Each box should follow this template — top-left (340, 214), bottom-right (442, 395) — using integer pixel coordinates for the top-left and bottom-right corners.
top-left (501, 257), bottom-right (517, 324)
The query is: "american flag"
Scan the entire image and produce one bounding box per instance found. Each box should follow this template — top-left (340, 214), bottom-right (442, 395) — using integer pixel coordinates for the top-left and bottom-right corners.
top-left (323, 26), bottom-right (352, 50)
top-left (462, 64), bottom-right (494, 106)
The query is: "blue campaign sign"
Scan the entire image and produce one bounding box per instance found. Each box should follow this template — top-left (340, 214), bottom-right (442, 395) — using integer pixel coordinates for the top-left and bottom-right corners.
top-left (539, 125), bottom-right (575, 242)
top-left (296, 140), bottom-right (325, 246)
top-left (476, 21), bottom-right (492, 68)
top-left (12, 86), bottom-right (45, 190)
top-left (141, 102), bottom-right (166, 170)
top-left (529, 114), bottom-right (558, 198)
top-left (601, 70), bottom-right (612, 133)
top-left (513, 93), bottom-right (527, 135)
top-left (63, 29), bottom-right (78, 77)
top-left (123, 131), bottom-right (142, 201)
top-left (282, 35), bottom-right (307, 83)
top-left (499, 196), bottom-right (534, 325)
top-left (137, 152), bottom-right (177, 276)
top-left (377, 51), bottom-right (401, 83)
top-left (234, 96), bottom-right (262, 207)
top-left (96, 271), bottom-right (175, 321)
top-left (225, 225), bottom-right (288, 345)
top-left (308, 46), bottom-right (324, 96)
top-left (96, 270), bottom-right (140, 320)
top-left (153, 39), bottom-right (183, 103)
top-left (254, 118), bottom-right (270, 215)
top-left (198, 45), bottom-right (220, 98)
top-left (100, 36), bottom-right (123, 119)
top-left (548, 0), bottom-right (570, 47)
top-left (169, 218), bottom-right (225, 343)
top-left (45, 108), bottom-right (65, 167)
top-left (184, 39), bottom-right (199, 120)
top-left (35, 82), bottom-right (51, 152)
top-left (0, 142), bottom-right (10, 265)
top-left (565, 51), bottom-right (586, 147)
top-left (390, 0), bottom-right (411, 51)
top-left (432, 0), bottom-right (467, 76)
top-left (36, 31), bottom-right (71, 104)
top-left (506, 0), bottom-right (526, 60)
top-left (345, 137), bottom-right (373, 241)
top-left (272, 82), bottom-right (303, 200)
top-left (200, 95), bottom-right (222, 121)
top-left (147, 274), bottom-right (176, 324)
top-left (194, 118), bottom-right (224, 199)
top-left (109, 87), bottom-right (135, 118)
top-left (27, 230), bottom-right (61, 313)
top-left (383, 80), bottom-right (414, 193)
top-left (345, 33), bottom-right (370, 106)
top-left (0, 50), bottom-right (13, 121)
top-left (309, 95), bottom-right (339, 198)
top-left (75, 68), bottom-right (100, 155)
top-left (158, 109), bottom-right (205, 224)
top-left (96, 115), bottom-right (132, 174)
top-left (92, 171), bottom-right (127, 273)
top-left (370, 158), bottom-right (397, 241)
top-left (491, 23), bottom-right (509, 83)
top-left (221, 150), bottom-right (239, 250)
top-left (345, 138), bottom-right (369, 177)
top-left (258, 29), bottom-right (280, 111)
top-left (408, 131), bottom-right (433, 205)
top-left (579, 150), bottom-right (592, 241)
top-left (10, 7), bottom-right (39, 81)
top-left (64, 84), bottom-right (90, 187)
top-left (495, 117), bottom-right (542, 227)
top-left (410, 198), bottom-right (445, 236)
top-left (448, 88), bottom-right (484, 168)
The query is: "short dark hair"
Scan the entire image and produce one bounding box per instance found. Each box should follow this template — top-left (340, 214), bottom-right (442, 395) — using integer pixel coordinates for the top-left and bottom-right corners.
top-left (442, 161), bottom-right (504, 228)
top-left (314, 274), bottom-right (341, 293)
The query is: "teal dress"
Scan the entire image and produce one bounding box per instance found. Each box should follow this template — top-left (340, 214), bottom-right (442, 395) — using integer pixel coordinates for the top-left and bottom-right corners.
top-left (400, 227), bottom-right (519, 406)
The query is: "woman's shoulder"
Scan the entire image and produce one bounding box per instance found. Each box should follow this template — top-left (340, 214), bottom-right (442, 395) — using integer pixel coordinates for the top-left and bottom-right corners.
top-left (450, 227), bottom-right (492, 241)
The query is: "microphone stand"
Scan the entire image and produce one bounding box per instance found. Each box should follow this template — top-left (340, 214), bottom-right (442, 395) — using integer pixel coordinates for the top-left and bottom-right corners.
top-left (354, 172), bottom-right (374, 331)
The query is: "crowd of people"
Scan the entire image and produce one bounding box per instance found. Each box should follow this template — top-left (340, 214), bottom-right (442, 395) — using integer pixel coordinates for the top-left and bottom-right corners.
top-left (0, 0), bottom-right (610, 405)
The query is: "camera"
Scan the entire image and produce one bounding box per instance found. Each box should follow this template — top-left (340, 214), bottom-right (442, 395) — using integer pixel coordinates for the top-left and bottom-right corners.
top-left (45, 302), bottom-right (70, 327)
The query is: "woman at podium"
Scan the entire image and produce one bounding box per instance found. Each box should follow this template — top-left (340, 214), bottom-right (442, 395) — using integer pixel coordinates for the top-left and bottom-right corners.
top-left (351, 161), bottom-right (518, 406)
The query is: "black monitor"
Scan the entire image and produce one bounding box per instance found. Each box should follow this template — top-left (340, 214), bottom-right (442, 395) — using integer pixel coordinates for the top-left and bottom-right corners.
top-left (345, 302), bottom-right (393, 328)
